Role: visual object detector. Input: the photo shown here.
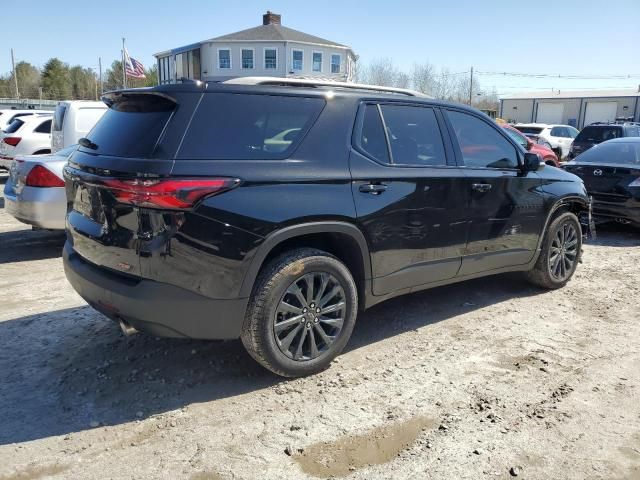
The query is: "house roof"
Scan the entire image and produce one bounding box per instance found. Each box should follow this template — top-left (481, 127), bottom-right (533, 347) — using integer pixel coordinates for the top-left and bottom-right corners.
top-left (501, 88), bottom-right (640, 100)
top-left (205, 24), bottom-right (349, 48)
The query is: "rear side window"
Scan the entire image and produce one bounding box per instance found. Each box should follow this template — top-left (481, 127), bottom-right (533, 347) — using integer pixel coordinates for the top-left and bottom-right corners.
top-left (447, 110), bottom-right (518, 169)
top-left (34, 119), bottom-right (52, 133)
top-left (178, 93), bottom-right (325, 160)
top-left (575, 126), bottom-right (623, 143)
top-left (380, 105), bottom-right (446, 166)
top-left (4, 118), bottom-right (24, 134)
top-left (76, 108), bottom-right (106, 134)
top-left (359, 104), bottom-right (390, 163)
top-left (53, 105), bottom-right (67, 131)
top-left (82, 94), bottom-right (175, 158)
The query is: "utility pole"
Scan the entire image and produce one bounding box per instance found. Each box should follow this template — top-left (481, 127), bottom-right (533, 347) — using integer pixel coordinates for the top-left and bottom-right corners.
top-left (11, 48), bottom-right (19, 99)
top-left (98, 57), bottom-right (103, 94)
top-left (468, 66), bottom-right (474, 106)
top-left (121, 38), bottom-right (127, 89)
top-left (39, 87), bottom-right (42, 108)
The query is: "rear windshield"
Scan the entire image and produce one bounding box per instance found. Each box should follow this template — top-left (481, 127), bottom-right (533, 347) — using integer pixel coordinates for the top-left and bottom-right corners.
top-left (4, 118), bottom-right (24, 134)
top-left (80, 94), bottom-right (175, 158)
top-left (575, 142), bottom-right (640, 165)
top-left (53, 105), bottom-right (67, 131)
top-left (177, 93), bottom-right (325, 160)
top-left (575, 126), bottom-right (623, 143)
top-left (515, 126), bottom-right (544, 135)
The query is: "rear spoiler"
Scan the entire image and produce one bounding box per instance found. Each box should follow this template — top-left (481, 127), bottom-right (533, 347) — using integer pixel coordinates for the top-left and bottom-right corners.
top-left (101, 90), bottom-right (177, 108)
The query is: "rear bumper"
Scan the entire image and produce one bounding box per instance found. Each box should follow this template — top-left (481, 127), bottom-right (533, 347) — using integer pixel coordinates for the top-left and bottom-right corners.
top-left (3, 184), bottom-right (66, 230)
top-left (63, 242), bottom-right (248, 339)
top-left (0, 156), bottom-right (13, 170)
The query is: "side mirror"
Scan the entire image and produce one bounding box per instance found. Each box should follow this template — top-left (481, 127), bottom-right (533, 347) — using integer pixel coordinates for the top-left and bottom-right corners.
top-left (522, 152), bottom-right (541, 172)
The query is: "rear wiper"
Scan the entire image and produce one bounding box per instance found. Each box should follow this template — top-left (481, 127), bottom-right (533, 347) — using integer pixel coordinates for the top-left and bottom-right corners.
top-left (79, 137), bottom-right (98, 150)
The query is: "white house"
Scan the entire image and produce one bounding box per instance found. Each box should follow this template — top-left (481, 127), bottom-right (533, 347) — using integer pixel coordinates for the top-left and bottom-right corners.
top-left (154, 12), bottom-right (357, 84)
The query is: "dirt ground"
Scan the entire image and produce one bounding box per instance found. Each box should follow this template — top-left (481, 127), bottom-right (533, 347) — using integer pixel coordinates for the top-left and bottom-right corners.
top-left (1, 172), bottom-right (639, 480)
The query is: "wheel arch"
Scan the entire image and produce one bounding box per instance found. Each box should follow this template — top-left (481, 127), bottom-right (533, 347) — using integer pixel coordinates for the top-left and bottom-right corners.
top-left (240, 222), bottom-right (372, 302)
top-left (33, 149), bottom-right (51, 155)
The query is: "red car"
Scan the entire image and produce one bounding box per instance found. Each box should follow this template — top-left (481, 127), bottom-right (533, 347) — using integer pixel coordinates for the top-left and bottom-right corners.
top-left (501, 123), bottom-right (559, 167)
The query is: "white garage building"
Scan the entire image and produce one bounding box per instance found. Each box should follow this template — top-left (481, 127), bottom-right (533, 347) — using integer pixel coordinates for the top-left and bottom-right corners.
top-left (499, 88), bottom-right (640, 129)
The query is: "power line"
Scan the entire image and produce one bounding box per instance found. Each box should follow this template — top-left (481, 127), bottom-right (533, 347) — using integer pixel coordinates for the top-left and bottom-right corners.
top-left (476, 70), bottom-right (640, 80)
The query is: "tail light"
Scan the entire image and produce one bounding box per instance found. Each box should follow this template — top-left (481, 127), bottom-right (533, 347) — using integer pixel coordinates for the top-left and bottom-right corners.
top-left (103, 178), bottom-right (240, 209)
top-left (25, 165), bottom-right (65, 187)
top-left (629, 177), bottom-right (640, 187)
top-left (3, 137), bottom-right (21, 146)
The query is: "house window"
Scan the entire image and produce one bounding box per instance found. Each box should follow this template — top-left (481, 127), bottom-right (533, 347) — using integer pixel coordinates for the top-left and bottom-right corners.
top-left (264, 48), bottom-right (277, 69)
top-left (218, 49), bottom-right (231, 69)
top-left (242, 49), bottom-right (254, 69)
top-left (312, 52), bottom-right (322, 72)
top-left (292, 50), bottom-right (303, 71)
top-left (331, 54), bottom-right (341, 74)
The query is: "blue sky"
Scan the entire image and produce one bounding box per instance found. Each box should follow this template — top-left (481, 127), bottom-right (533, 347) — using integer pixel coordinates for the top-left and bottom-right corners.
top-left (5, 0), bottom-right (640, 95)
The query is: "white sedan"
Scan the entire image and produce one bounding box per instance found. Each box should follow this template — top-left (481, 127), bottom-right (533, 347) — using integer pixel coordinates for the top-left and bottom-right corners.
top-left (514, 123), bottom-right (579, 160)
top-left (3, 145), bottom-right (76, 230)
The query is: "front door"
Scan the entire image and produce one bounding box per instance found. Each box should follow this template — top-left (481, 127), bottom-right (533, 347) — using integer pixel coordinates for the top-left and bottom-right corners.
top-left (443, 108), bottom-right (546, 276)
top-left (350, 103), bottom-right (469, 296)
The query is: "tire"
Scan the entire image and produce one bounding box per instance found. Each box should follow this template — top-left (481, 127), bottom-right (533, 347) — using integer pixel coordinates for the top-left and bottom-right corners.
top-left (241, 248), bottom-right (358, 377)
top-left (526, 212), bottom-right (582, 289)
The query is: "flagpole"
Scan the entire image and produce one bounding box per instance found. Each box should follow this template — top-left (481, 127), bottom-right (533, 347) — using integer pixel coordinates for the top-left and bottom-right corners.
top-left (122, 38), bottom-right (127, 89)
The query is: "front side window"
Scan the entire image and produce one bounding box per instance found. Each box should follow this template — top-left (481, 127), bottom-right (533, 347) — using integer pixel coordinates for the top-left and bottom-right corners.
top-left (331, 54), bottom-right (341, 74)
top-left (178, 93), bottom-right (325, 160)
top-left (381, 105), bottom-right (446, 166)
top-left (292, 50), bottom-right (303, 71)
top-left (359, 104), bottom-right (389, 163)
top-left (218, 49), bottom-right (231, 69)
top-left (551, 126), bottom-right (572, 138)
top-left (242, 49), bottom-right (254, 69)
top-left (567, 126), bottom-right (579, 138)
top-left (313, 52), bottom-right (322, 72)
top-left (264, 48), bottom-right (277, 69)
top-left (447, 110), bottom-right (518, 169)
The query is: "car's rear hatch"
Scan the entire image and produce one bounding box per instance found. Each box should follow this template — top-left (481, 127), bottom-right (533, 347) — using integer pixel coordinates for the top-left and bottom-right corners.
top-left (63, 89), bottom-right (200, 277)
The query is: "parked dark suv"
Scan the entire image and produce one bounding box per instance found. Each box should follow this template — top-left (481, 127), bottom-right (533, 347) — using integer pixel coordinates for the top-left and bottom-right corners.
top-left (569, 122), bottom-right (640, 159)
top-left (63, 79), bottom-right (592, 377)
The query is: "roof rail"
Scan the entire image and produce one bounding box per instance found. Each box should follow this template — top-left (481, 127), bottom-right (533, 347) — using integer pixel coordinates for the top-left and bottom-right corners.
top-left (221, 76), bottom-right (432, 98)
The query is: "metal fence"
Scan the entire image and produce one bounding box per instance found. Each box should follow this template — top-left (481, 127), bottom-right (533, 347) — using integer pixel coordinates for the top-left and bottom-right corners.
top-left (0, 97), bottom-right (58, 110)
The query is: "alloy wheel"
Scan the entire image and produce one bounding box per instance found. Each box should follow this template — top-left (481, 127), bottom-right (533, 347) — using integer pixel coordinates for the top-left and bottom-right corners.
top-left (548, 222), bottom-right (578, 281)
top-left (274, 272), bottom-right (346, 361)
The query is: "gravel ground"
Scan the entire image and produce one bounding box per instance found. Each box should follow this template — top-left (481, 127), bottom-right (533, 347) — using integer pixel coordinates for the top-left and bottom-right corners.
top-left (1, 172), bottom-right (639, 480)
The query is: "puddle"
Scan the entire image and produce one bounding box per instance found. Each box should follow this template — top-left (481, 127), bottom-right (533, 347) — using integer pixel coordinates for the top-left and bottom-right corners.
top-left (295, 416), bottom-right (435, 477)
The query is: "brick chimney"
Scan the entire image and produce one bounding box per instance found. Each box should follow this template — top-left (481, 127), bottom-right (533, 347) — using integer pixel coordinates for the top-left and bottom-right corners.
top-left (263, 11), bottom-right (281, 25)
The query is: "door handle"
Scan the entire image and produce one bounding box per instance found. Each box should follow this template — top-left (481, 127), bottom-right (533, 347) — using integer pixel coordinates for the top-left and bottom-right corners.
top-left (471, 183), bottom-right (492, 193)
top-left (359, 183), bottom-right (387, 194)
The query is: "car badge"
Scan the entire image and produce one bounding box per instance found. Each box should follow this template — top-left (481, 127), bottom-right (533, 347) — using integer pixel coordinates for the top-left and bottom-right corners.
top-left (593, 169), bottom-right (603, 176)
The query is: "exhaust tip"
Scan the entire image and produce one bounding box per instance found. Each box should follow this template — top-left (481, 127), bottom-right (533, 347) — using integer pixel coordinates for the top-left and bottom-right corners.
top-left (118, 318), bottom-right (138, 336)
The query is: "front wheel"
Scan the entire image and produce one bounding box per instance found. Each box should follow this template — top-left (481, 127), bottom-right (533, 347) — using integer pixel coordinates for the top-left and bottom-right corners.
top-left (526, 212), bottom-right (582, 289)
top-left (241, 248), bottom-right (358, 377)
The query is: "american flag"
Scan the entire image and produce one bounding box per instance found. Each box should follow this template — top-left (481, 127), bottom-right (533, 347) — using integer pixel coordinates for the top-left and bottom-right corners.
top-left (124, 48), bottom-right (146, 79)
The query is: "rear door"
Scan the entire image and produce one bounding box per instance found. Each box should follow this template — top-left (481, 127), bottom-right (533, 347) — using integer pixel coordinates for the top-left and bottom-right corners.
top-left (350, 102), bottom-right (469, 296)
top-left (64, 92), bottom-right (190, 276)
top-left (443, 108), bottom-right (546, 276)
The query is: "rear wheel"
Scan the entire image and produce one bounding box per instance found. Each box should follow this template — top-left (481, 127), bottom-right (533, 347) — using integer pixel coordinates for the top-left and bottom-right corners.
top-left (241, 248), bottom-right (358, 377)
top-left (526, 212), bottom-right (582, 289)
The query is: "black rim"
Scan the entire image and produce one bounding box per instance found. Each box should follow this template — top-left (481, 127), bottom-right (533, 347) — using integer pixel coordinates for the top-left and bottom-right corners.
top-left (549, 222), bottom-right (578, 281)
top-left (274, 272), bottom-right (346, 361)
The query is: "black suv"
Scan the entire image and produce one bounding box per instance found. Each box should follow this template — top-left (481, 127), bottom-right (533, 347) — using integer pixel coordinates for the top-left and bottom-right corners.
top-left (63, 79), bottom-right (591, 377)
top-left (569, 122), bottom-right (640, 159)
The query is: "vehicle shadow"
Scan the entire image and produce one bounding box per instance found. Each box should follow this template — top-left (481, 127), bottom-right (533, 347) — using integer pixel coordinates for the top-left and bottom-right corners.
top-left (589, 222), bottom-right (639, 248)
top-left (0, 228), bottom-right (65, 264)
top-left (0, 273), bottom-right (543, 445)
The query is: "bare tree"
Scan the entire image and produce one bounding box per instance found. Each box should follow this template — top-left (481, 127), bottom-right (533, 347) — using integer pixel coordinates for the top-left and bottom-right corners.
top-left (360, 58), bottom-right (407, 88)
top-left (411, 62), bottom-right (436, 95)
